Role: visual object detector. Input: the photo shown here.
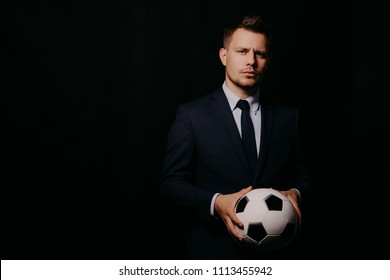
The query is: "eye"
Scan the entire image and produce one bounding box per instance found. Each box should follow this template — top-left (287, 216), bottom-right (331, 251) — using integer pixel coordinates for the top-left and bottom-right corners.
top-left (256, 52), bottom-right (268, 58)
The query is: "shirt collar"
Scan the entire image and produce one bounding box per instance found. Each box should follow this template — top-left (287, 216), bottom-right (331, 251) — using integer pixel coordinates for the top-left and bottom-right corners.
top-left (222, 82), bottom-right (260, 113)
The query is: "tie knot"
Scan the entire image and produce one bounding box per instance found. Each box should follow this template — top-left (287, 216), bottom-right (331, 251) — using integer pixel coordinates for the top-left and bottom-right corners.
top-left (236, 99), bottom-right (250, 111)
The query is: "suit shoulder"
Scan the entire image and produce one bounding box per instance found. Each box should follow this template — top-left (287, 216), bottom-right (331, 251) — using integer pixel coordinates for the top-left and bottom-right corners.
top-left (179, 89), bottom-right (219, 111)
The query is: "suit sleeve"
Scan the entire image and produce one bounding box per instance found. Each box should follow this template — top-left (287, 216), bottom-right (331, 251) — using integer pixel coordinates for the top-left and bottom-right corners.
top-left (159, 105), bottom-right (215, 219)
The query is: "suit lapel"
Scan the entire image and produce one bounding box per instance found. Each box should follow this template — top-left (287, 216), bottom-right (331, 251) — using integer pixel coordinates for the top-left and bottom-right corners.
top-left (254, 102), bottom-right (274, 183)
top-left (211, 89), bottom-right (253, 179)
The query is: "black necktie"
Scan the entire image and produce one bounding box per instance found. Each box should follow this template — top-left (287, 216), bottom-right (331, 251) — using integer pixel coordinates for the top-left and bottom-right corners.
top-left (236, 99), bottom-right (258, 175)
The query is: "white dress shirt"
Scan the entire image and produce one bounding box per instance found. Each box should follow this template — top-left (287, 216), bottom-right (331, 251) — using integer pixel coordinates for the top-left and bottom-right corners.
top-left (210, 82), bottom-right (261, 216)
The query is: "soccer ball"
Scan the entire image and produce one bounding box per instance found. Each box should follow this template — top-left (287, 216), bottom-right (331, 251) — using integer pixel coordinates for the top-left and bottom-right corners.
top-left (234, 188), bottom-right (299, 251)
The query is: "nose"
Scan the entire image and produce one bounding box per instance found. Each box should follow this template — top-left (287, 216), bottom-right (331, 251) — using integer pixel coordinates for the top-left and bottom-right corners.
top-left (247, 50), bottom-right (256, 66)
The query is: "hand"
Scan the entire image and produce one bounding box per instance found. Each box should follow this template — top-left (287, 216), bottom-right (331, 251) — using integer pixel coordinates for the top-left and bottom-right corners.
top-left (279, 188), bottom-right (302, 224)
top-left (214, 186), bottom-right (253, 240)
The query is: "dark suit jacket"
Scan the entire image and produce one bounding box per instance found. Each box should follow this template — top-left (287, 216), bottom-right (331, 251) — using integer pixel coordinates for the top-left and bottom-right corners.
top-left (160, 87), bottom-right (312, 259)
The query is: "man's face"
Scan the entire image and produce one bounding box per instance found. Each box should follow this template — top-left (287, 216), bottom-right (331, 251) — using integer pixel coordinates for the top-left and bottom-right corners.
top-left (219, 28), bottom-right (270, 96)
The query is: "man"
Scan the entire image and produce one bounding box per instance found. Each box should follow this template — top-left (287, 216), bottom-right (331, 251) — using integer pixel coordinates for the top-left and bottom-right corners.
top-left (159, 15), bottom-right (312, 259)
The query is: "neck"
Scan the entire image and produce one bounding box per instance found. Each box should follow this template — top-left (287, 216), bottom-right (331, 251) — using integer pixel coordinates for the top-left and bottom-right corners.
top-left (225, 80), bottom-right (258, 99)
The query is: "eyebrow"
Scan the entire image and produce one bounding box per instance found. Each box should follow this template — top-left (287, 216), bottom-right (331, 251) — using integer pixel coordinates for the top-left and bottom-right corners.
top-left (237, 47), bottom-right (268, 55)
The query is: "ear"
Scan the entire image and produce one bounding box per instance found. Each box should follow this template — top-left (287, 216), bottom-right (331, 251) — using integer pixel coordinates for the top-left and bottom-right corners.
top-left (219, 48), bottom-right (227, 66)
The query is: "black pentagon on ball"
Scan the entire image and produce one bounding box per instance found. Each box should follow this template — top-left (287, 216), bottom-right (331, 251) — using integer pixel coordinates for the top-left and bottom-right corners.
top-left (235, 195), bottom-right (249, 213)
top-left (247, 222), bottom-right (267, 243)
top-left (264, 194), bottom-right (283, 211)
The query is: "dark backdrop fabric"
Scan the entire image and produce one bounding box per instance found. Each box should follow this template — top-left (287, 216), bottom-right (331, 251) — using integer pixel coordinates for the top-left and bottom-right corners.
top-left (1, 0), bottom-right (389, 259)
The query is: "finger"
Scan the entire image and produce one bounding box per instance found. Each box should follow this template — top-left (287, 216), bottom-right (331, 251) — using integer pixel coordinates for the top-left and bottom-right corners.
top-left (289, 199), bottom-right (302, 224)
top-left (238, 185), bottom-right (253, 196)
top-left (295, 206), bottom-right (302, 224)
top-left (229, 210), bottom-right (243, 229)
top-left (225, 216), bottom-right (243, 240)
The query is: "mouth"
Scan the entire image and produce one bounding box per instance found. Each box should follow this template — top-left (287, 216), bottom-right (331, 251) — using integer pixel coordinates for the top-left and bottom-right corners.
top-left (242, 71), bottom-right (257, 77)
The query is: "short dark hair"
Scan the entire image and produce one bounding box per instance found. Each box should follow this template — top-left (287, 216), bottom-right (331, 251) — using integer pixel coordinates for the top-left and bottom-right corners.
top-left (223, 15), bottom-right (272, 49)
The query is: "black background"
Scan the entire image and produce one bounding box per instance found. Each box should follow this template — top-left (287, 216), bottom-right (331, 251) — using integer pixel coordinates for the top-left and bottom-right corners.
top-left (1, 0), bottom-right (389, 260)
